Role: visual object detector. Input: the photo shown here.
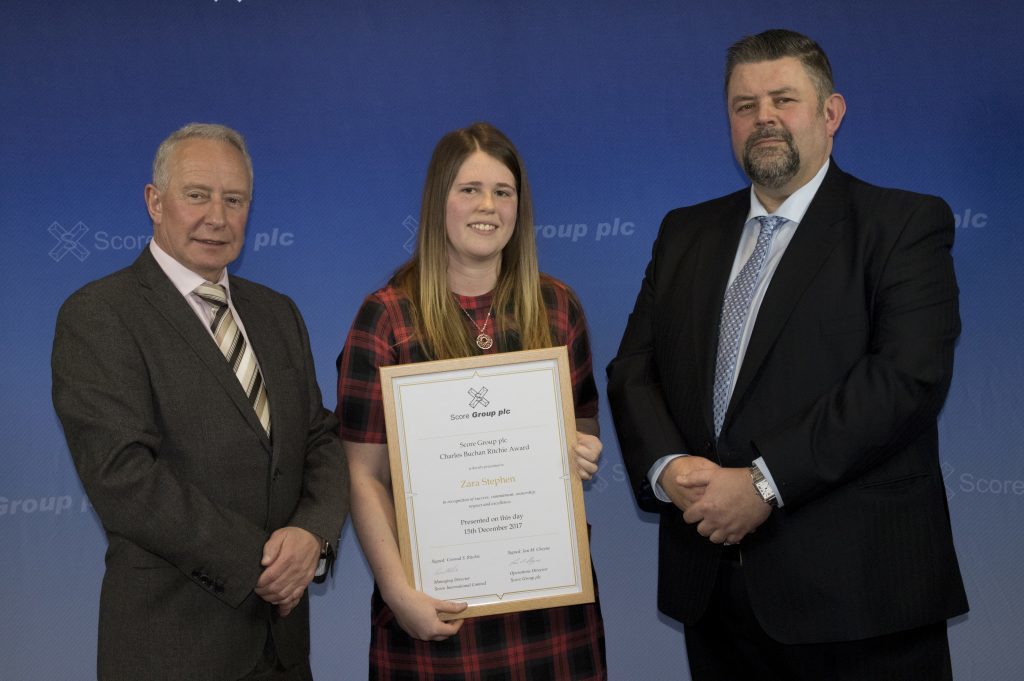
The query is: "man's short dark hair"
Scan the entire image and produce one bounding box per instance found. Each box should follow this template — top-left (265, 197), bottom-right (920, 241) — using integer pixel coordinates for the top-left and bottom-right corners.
top-left (725, 29), bottom-right (835, 107)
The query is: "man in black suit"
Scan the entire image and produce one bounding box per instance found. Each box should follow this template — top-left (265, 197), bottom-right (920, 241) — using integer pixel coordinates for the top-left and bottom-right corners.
top-left (52, 123), bottom-right (348, 680)
top-left (607, 30), bottom-right (967, 679)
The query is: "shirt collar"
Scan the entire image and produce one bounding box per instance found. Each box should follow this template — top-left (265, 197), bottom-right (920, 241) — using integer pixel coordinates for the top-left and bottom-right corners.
top-left (149, 240), bottom-right (231, 299)
top-left (746, 158), bottom-right (830, 224)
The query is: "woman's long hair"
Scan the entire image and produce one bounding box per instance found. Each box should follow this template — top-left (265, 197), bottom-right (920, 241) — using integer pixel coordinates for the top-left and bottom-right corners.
top-left (392, 122), bottom-right (551, 359)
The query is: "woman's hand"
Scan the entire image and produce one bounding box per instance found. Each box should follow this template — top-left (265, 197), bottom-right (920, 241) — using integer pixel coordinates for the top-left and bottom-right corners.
top-left (573, 431), bottom-right (602, 481)
top-left (347, 440), bottom-right (467, 641)
top-left (384, 584), bottom-right (468, 641)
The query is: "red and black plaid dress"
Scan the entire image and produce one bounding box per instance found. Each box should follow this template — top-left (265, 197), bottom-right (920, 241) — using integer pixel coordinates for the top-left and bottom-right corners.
top-left (337, 275), bottom-right (607, 680)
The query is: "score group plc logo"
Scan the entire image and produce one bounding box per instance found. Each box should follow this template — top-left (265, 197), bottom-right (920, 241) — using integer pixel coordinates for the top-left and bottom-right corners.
top-left (48, 221), bottom-right (90, 262)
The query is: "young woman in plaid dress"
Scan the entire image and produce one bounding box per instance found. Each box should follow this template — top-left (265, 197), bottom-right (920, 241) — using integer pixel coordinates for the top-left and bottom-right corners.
top-left (337, 123), bottom-right (607, 680)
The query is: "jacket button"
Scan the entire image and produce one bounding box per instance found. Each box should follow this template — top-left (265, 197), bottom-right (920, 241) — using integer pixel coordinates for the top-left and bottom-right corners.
top-left (273, 468), bottom-right (282, 481)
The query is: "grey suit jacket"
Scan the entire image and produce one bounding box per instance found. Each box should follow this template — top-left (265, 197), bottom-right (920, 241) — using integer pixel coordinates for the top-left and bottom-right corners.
top-left (52, 248), bottom-right (349, 680)
top-left (608, 162), bottom-right (967, 643)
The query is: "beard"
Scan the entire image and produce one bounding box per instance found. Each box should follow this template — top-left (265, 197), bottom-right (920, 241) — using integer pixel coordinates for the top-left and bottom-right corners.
top-left (742, 127), bottom-right (800, 189)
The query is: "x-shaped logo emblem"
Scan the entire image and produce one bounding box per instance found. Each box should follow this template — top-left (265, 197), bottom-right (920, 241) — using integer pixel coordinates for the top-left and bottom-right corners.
top-left (467, 386), bottom-right (489, 408)
top-left (402, 216), bottom-right (418, 254)
top-left (48, 221), bottom-right (90, 262)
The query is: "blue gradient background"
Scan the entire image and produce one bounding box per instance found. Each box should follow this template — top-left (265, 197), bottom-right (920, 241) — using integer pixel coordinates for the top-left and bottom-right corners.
top-left (2, 1), bottom-right (1021, 678)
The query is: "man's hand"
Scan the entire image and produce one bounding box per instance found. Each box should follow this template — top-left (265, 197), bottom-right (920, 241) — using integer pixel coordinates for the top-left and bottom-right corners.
top-left (681, 467), bottom-right (771, 544)
top-left (255, 526), bottom-right (321, 617)
top-left (659, 456), bottom-right (719, 511)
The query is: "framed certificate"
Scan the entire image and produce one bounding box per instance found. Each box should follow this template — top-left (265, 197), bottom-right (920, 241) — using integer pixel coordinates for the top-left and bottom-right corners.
top-left (380, 346), bottom-right (594, 619)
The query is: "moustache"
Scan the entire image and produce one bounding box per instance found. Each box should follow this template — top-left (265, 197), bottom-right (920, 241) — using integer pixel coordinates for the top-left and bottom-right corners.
top-left (745, 127), bottom-right (794, 151)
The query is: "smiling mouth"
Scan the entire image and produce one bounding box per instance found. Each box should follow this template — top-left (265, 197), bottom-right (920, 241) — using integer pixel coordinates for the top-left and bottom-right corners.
top-left (468, 223), bottom-right (497, 233)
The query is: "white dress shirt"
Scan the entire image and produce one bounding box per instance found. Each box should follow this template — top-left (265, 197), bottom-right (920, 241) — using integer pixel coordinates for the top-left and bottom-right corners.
top-left (148, 240), bottom-right (260, 360)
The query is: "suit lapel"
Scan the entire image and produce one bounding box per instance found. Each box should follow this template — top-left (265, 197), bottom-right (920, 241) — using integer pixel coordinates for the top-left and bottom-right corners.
top-left (229, 281), bottom-right (287, 458)
top-left (132, 250), bottom-right (273, 454)
top-left (729, 164), bottom-right (850, 410)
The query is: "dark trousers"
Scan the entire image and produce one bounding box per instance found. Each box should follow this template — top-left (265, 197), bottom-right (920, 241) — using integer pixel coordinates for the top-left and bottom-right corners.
top-left (684, 554), bottom-right (953, 681)
top-left (239, 626), bottom-right (314, 681)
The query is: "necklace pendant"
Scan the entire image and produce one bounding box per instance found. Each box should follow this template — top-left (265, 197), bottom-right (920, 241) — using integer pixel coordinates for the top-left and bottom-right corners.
top-left (456, 296), bottom-right (495, 351)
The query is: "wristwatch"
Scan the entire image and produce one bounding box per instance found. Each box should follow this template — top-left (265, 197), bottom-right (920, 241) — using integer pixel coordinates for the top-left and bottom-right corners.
top-left (313, 535), bottom-right (334, 584)
top-left (749, 464), bottom-right (778, 508)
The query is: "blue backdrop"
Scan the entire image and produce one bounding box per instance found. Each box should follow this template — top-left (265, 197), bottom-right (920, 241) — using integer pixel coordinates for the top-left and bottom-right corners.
top-left (2, 1), bottom-right (1021, 678)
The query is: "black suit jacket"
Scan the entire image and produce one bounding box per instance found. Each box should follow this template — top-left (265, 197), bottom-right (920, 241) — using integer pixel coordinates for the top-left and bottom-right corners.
top-left (52, 249), bottom-right (349, 680)
top-left (607, 162), bottom-right (968, 644)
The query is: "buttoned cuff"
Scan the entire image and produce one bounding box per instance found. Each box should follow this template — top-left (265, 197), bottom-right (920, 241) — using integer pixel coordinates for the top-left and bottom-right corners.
top-left (648, 454), bottom-right (687, 502)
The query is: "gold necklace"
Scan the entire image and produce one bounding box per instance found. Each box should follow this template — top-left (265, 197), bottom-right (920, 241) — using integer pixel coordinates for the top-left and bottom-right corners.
top-left (457, 301), bottom-right (494, 350)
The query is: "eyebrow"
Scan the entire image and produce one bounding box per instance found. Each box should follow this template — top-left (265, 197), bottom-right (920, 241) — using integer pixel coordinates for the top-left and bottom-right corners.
top-left (731, 86), bottom-right (798, 105)
top-left (181, 183), bottom-right (250, 197)
top-left (456, 180), bottom-right (516, 189)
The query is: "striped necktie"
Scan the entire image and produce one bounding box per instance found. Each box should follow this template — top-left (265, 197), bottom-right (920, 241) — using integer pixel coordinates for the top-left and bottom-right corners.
top-left (194, 282), bottom-right (271, 436)
top-left (711, 215), bottom-right (787, 437)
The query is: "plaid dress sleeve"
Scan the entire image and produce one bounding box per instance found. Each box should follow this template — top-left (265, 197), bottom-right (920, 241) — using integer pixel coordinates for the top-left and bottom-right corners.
top-left (336, 287), bottom-right (417, 443)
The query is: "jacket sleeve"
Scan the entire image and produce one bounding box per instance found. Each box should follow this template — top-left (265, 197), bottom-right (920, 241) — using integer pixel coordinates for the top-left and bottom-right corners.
top-left (279, 295), bottom-right (349, 554)
top-left (755, 195), bottom-right (960, 507)
top-left (607, 211), bottom-right (690, 512)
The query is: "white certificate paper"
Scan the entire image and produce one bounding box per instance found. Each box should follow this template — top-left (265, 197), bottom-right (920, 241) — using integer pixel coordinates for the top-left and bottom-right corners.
top-left (380, 347), bottom-right (594, 619)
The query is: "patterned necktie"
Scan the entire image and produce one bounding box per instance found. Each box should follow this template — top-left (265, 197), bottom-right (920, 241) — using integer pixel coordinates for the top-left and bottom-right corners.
top-left (712, 215), bottom-right (787, 437)
top-left (194, 282), bottom-right (271, 436)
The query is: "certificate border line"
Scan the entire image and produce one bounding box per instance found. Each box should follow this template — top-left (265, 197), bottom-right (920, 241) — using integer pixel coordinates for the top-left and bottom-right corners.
top-left (432, 581), bottom-right (583, 603)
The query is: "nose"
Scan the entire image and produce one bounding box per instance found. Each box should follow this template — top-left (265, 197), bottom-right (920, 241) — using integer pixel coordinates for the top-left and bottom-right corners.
top-left (755, 99), bottom-right (779, 126)
top-left (478, 191), bottom-right (496, 212)
top-left (205, 196), bottom-right (227, 227)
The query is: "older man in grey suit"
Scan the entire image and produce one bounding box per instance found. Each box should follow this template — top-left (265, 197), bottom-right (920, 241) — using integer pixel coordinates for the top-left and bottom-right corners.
top-left (52, 123), bottom-right (349, 681)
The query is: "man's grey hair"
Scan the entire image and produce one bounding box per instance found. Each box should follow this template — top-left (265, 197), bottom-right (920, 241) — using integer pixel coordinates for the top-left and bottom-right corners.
top-left (151, 123), bottom-right (253, 190)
